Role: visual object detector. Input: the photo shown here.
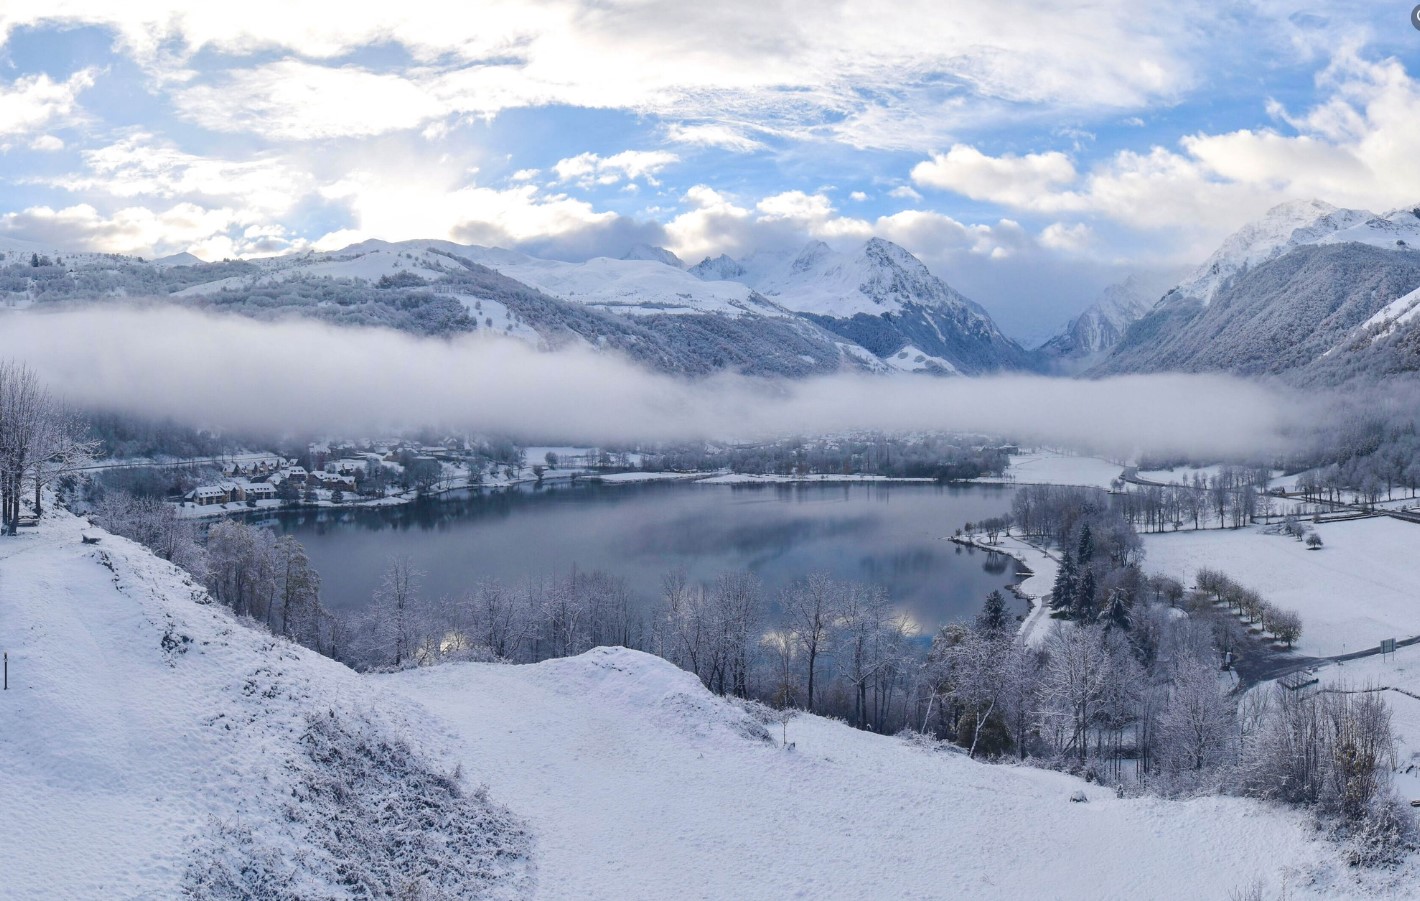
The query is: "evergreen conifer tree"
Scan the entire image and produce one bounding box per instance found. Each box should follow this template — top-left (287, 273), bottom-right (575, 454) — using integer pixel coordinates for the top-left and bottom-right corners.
top-left (1050, 550), bottom-right (1077, 610)
top-left (976, 590), bottom-right (1009, 633)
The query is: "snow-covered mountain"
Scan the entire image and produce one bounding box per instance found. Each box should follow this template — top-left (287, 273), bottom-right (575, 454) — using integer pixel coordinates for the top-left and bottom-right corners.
top-left (1168, 200), bottom-right (1375, 304)
top-left (1037, 271), bottom-right (1185, 370)
top-left (689, 238), bottom-right (1036, 375)
top-left (2, 233), bottom-right (1041, 378)
top-left (1097, 210), bottom-right (1420, 381)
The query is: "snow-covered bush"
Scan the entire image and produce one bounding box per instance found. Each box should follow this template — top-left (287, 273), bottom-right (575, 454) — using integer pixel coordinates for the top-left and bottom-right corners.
top-left (185, 710), bottom-right (533, 900)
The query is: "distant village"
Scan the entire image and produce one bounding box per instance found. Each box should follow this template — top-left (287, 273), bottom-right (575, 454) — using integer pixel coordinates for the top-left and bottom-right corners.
top-left (180, 441), bottom-right (470, 511)
top-left (176, 441), bottom-right (618, 513)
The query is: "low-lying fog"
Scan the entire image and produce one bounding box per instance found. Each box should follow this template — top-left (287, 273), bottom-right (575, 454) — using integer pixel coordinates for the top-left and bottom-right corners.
top-left (6, 307), bottom-right (1306, 456)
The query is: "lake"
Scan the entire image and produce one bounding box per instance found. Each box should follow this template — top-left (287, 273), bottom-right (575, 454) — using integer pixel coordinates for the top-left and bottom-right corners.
top-left (258, 480), bottom-right (1026, 632)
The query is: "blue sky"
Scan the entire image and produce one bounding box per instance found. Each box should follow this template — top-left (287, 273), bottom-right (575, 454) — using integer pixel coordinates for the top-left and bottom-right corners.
top-left (1, 2), bottom-right (1418, 341)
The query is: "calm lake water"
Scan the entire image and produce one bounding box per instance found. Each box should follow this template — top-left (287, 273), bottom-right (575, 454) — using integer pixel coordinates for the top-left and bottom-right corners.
top-left (258, 480), bottom-right (1026, 632)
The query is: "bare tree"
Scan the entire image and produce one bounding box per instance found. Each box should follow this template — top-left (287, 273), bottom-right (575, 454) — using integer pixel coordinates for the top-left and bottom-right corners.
top-left (372, 554), bottom-right (424, 667)
top-left (783, 572), bottom-right (840, 713)
top-left (0, 360), bottom-right (48, 534)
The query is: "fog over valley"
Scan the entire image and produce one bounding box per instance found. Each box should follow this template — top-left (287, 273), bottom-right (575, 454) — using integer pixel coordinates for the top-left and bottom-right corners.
top-left (4, 305), bottom-right (1309, 457)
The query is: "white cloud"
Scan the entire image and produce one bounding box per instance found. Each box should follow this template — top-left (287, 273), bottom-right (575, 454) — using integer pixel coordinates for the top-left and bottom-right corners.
top-left (849, 191), bottom-right (868, 202)
top-left (29, 134), bottom-right (65, 151)
top-left (49, 133), bottom-right (308, 216)
top-left (5, 1), bottom-right (1216, 148)
top-left (318, 173), bottom-right (616, 250)
top-left (0, 69), bottom-right (94, 136)
top-left (172, 60), bottom-right (448, 140)
top-left (1039, 221), bottom-right (1093, 252)
top-left (888, 186), bottom-right (922, 201)
top-left (551, 150), bottom-right (678, 187)
top-left (664, 123), bottom-right (765, 153)
top-left (912, 144), bottom-right (1078, 206)
top-left (905, 52), bottom-right (1420, 258)
top-left (0, 202), bottom-right (304, 258)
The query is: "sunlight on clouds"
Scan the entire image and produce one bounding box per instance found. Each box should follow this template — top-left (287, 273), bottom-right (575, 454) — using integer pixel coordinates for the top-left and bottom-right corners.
top-left (0, 69), bottom-right (95, 135)
top-left (551, 151), bottom-right (679, 188)
top-left (0, 202), bottom-right (303, 258)
top-left (3, 1), bottom-right (1210, 148)
top-left (663, 123), bottom-right (766, 153)
top-left (49, 133), bottom-right (308, 215)
top-left (908, 52), bottom-right (1420, 259)
top-left (318, 173), bottom-right (615, 249)
top-left (912, 145), bottom-right (1078, 207)
top-left (172, 60), bottom-right (448, 140)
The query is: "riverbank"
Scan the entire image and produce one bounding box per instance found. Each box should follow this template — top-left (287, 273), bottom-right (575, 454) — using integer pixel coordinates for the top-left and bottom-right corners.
top-left (950, 532), bottom-right (1060, 647)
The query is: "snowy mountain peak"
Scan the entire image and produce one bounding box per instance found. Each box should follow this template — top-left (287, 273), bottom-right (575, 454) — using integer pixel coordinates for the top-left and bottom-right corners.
top-left (152, 251), bottom-right (207, 267)
top-left (681, 237), bottom-right (1033, 373)
top-left (790, 240), bottom-right (834, 273)
top-left (861, 236), bottom-right (926, 272)
top-left (620, 244), bottom-right (684, 268)
top-left (688, 253), bottom-right (747, 281)
top-left (1170, 199), bottom-right (1374, 303)
top-left (1039, 268), bottom-right (1188, 370)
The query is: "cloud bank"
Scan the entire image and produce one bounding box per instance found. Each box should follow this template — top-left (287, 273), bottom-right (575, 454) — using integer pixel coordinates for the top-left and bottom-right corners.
top-left (1, 308), bottom-right (1303, 459)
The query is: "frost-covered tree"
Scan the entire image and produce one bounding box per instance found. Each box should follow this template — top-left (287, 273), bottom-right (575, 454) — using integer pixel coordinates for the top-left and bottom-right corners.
top-left (358, 554), bottom-right (425, 668)
top-left (782, 572), bottom-right (840, 713)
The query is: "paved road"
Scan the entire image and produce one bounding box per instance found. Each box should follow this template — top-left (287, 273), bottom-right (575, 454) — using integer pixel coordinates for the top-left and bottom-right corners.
top-left (1220, 607), bottom-right (1420, 691)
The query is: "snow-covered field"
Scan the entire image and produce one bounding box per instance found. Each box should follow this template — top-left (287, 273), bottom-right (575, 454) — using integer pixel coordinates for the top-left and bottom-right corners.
top-left (1136, 464), bottom-right (1222, 485)
top-left (983, 450), bottom-right (1124, 490)
top-left (382, 646), bottom-right (1404, 900)
top-left (1143, 518), bottom-right (1420, 657)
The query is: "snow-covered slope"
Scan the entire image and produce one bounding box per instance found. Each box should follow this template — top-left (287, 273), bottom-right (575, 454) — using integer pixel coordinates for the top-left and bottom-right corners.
top-left (1335, 285), bottom-right (1420, 350)
top-left (1097, 201), bottom-right (1420, 382)
top-left (1169, 200), bottom-right (1374, 304)
top-left (458, 247), bottom-right (783, 317)
top-left (382, 646), bottom-right (1375, 900)
top-left (0, 511), bottom-right (531, 899)
top-left (4, 232), bottom-right (1033, 376)
top-left (202, 239), bottom-right (778, 318)
top-left (1099, 242), bottom-right (1420, 379)
top-left (152, 251), bottom-right (207, 267)
top-left (1315, 206), bottom-right (1420, 252)
top-left (691, 238), bottom-right (1036, 374)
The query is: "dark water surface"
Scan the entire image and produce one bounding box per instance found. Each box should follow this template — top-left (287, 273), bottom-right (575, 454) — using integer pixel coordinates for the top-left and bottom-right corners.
top-left (259, 480), bottom-right (1026, 630)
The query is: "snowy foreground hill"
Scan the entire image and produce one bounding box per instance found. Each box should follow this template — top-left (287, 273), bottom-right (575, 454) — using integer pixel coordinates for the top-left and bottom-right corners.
top-left (0, 510), bottom-right (1409, 899)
